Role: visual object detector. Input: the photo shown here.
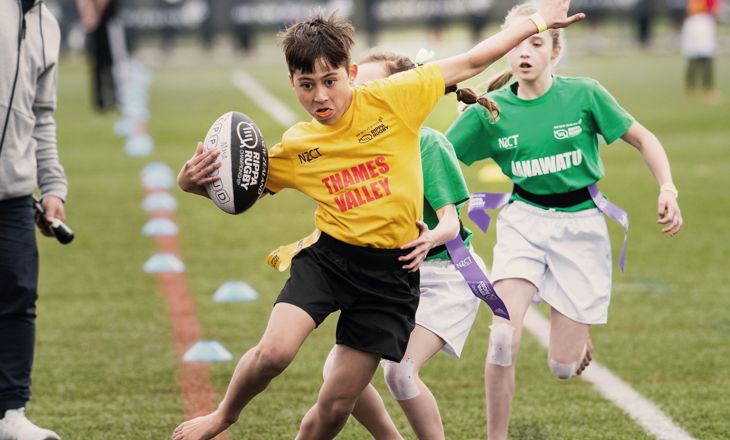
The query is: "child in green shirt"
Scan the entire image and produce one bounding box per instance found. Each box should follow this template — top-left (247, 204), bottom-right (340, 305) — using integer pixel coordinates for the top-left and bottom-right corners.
top-left (446, 3), bottom-right (683, 439)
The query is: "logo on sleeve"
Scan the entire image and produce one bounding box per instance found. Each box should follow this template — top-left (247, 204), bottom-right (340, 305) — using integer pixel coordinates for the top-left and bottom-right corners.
top-left (498, 134), bottom-right (519, 150)
top-left (553, 119), bottom-right (583, 139)
top-left (298, 147), bottom-right (323, 164)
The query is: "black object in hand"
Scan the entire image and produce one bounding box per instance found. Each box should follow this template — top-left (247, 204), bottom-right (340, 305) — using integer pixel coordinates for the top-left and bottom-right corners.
top-left (32, 197), bottom-right (74, 244)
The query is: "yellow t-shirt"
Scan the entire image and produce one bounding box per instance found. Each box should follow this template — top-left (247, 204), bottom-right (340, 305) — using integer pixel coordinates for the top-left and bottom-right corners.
top-left (266, 63), bottom-right (445, 248)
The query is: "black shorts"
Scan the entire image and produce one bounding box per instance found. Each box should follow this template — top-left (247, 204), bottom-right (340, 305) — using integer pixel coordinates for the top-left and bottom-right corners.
top-left (275, 232), bottom-right (420, 362)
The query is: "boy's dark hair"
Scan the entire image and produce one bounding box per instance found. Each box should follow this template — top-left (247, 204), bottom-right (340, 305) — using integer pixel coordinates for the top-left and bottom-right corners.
top-left (278, 11), bottom-right (355, 75)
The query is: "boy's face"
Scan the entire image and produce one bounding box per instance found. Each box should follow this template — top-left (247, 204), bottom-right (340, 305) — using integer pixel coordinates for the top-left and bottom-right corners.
top-left (289, 58), bottom-right (356, 125)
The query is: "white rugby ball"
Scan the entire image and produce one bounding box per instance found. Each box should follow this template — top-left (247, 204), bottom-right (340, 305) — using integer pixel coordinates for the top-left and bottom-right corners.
top-left (202, 111), bottom-right (269, 214)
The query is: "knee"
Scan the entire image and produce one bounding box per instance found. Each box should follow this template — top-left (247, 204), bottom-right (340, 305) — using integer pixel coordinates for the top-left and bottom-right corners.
top-left (252, 344), bottom-right (294, 377)
top-left (317, 397), bottom-right (356, 427)
top-left (548, 342), bottom-right (588, 380)
top-left (487, 322), bottom-right (516, 367)
top-left (548, 359), bottom-right (576, 380)
top-left (382, 358), bottom-right (420, 401)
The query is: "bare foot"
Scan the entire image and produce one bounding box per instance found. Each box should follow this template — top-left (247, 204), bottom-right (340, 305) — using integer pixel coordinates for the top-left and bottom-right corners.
top-left (576, 336), bottom-right (593, 376)
top-left (172, 411), bottom-right (232, 440)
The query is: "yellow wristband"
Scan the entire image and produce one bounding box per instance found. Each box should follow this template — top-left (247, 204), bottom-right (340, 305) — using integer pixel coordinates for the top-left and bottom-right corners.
top-left (529, 13), bottom-right (548, 33)
top-left (660, 183), bottom-right (679, 198)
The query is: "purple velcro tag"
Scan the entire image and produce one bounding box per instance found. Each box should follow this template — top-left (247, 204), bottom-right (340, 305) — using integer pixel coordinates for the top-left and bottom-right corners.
top-left (467, 192), bottom-right (511, 233)
top-left (588, 184), bottom-right (629, 272)
top-left (445, 235), bottom-right (510, 320)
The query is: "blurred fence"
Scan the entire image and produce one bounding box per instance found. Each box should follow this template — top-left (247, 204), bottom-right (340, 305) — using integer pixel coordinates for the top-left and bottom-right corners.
top-left (46, 0), bottom-right (721, 54)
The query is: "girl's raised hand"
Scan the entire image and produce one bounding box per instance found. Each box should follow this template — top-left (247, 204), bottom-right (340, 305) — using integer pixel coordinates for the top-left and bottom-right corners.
top-left (538, 0), bottom-right (586, 30)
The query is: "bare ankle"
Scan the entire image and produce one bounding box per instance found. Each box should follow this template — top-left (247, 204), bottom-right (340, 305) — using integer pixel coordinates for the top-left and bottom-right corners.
top-left (213, 407), bottom-right (239, 426)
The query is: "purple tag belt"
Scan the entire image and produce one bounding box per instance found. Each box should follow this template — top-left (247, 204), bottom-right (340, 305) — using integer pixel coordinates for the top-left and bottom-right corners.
top-left (445, 236), bottom-right (510, 320)
top-left (466, 183), bottom-right (629, 272)
top-left (442, 191), bottom-right (513, 320)
top-left (443, 183), bottom-right (628, 321)
top-left (587, 184), bottom-right (629, 272)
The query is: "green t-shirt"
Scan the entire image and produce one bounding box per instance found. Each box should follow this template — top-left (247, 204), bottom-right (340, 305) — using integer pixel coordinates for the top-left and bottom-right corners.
top-left (420, 127), bottom-right (472, 261)
top-left (446, 76), bottom-right (634, 212)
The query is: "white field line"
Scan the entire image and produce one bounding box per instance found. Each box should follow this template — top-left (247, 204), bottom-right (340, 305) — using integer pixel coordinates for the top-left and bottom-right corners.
top-left (231, 69), bottom-right (299, 127)
top-left (523, 306), bottom-right (696, 440)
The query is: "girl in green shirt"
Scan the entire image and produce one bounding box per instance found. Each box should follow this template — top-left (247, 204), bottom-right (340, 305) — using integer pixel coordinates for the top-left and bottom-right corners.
top-left (446, 3), bottom-right (683, 439)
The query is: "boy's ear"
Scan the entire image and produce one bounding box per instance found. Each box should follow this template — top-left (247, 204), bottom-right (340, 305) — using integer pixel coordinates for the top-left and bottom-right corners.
top-left (288, 73), bottom-right (294, 87)
top-left (348, 64), bottom-right (358, 83)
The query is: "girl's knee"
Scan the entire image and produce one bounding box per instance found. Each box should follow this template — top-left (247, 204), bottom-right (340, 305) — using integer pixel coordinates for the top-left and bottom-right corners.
top-left (382, 358), bottom-right (420, 401)
top-left (547, 343), bottom-right (587, 380)
top-left (548, 359), bottom-right (577, 379)
top-left (487, 322), bottom-right (519, 367)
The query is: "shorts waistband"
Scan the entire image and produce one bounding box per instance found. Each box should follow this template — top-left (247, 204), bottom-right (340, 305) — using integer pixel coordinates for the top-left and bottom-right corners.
top-left (317, 232), bottom-right (409, 268)
top-left (510, 200), bottom-right (601, 218)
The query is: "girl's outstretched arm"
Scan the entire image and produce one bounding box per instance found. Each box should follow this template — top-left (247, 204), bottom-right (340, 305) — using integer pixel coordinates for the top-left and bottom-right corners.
top-left (621, 122), bottom-right (683, 236)
top-left (400, 204), bottom-right (460, 272)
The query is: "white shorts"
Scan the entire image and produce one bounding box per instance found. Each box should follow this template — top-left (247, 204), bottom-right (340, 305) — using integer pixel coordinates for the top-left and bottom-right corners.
top-left (415, 252), bottom-right (484, 357)
top-left (491, 201), bottom-right (612, 324)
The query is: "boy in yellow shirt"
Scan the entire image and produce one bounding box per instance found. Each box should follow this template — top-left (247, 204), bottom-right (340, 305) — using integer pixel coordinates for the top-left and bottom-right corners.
top-left (174, 4), bottom-right (584, 439)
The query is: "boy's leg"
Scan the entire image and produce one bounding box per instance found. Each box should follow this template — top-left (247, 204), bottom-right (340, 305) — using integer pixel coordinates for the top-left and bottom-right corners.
top-left (297, 345), bottom-right (381, 440)
top-left (173, 302), bottom-right (316, 440)
top-left (323, 347), bottom-right (402, 440)
top-left (350, 384), bottom-right (403, 440)
top-left (547, 308), bottom-right (590, 379)
top-left (383, 325), bottom-right (445, 440)
top-left (485, 278), bottom-right (535, 440)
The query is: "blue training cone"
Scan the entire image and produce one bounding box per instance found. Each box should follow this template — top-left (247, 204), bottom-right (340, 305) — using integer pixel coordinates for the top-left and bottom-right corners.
top-left (141, 161), bottom-right (172, 176)
top-left (114, 117), bottom-right (134, 137)
top-left (125, 132), bottom-right (154, 157)
top-left (140, 162), bottom-right (174, 190)
top-left (143, 253), bottom-right (184, 273)
top-left (213, 281), bottom-right (259, 303)
top-left (182, 340), bottom-right (233, 362)
top-left (142, 218), bottom-right (179, 237)
top-left (142, 192), bottom-right (177, 213)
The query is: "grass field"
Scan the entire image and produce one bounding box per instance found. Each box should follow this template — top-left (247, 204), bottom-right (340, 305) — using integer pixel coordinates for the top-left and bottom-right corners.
top-left (24, 35), bottom-right (730, 439)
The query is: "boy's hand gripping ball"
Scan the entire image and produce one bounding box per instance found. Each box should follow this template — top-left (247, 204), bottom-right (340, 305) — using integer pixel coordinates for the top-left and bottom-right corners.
top-left (202, 111), bottom-right (269, 214)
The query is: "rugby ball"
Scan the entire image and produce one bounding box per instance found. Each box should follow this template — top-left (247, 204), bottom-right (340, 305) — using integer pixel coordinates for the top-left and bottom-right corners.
top-left (201, 111), bottom-right (269, 214)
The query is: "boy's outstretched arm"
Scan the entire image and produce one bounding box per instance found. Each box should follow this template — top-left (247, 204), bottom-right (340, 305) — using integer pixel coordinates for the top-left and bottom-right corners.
top-left (436, 0), bottom-right (584, 86)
